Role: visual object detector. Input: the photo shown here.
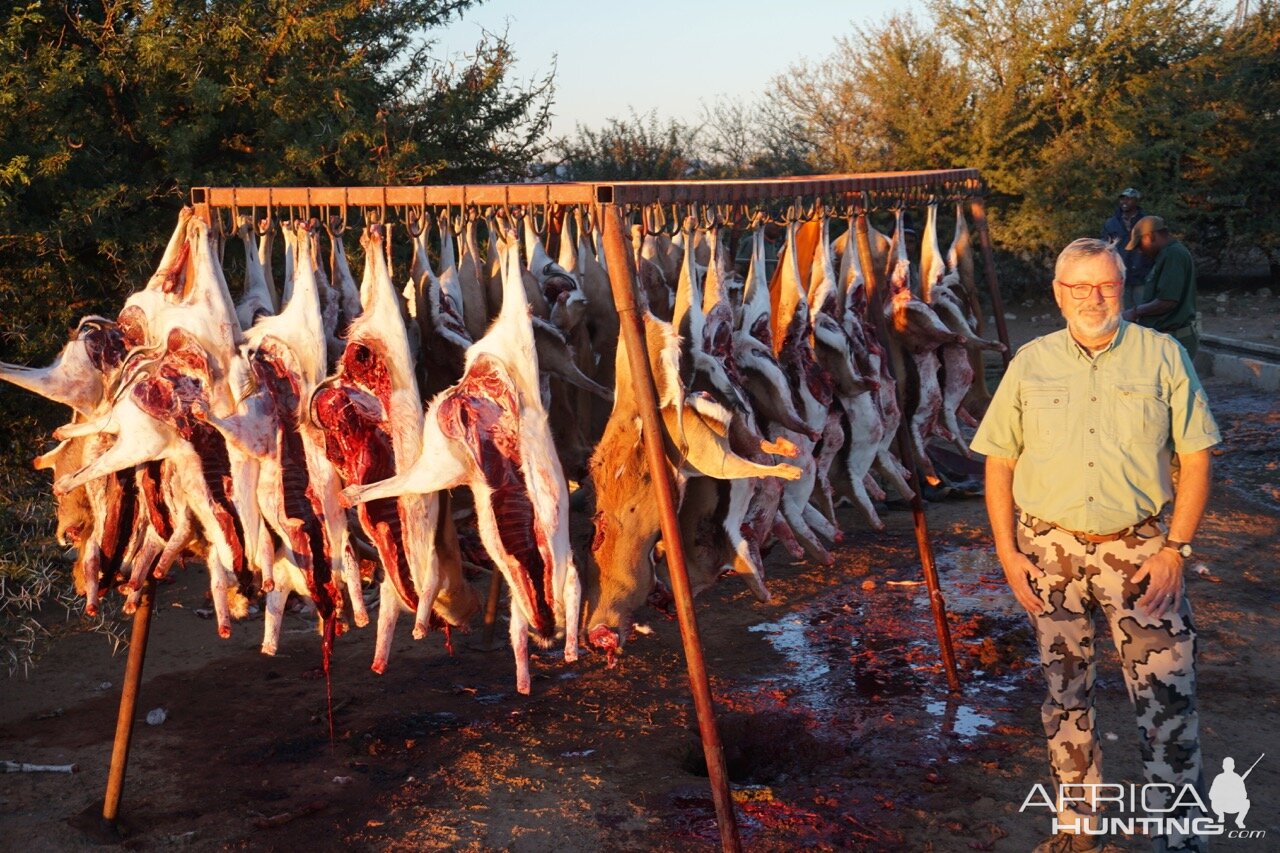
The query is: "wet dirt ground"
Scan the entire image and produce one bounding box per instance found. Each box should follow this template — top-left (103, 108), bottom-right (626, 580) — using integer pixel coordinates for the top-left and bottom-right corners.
top-left (1, 326), bottom-right (1277, 851)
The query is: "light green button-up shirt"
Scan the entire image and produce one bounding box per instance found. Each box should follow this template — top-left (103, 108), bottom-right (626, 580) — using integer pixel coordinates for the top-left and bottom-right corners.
top-left (971, 321), bottom-right (1221, 534)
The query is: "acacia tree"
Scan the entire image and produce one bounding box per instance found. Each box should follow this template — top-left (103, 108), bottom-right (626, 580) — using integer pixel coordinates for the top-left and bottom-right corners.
top-left (0, 0), bottom-right (553, 366)
top-left (1162, 2), bottom-right (1280, 270)
top-left (771, 13), bottom-right (974, 174)
top-left (0, 1), bottom-right (555, 666)
top-left (928, 0), bottom-right (1222, 253)
top-left (762, 0), bottom-right (1280, 270)
top-left (697, 97), bottom-right (812, 178)
top-left (546, 110), bottom-right (700, 181)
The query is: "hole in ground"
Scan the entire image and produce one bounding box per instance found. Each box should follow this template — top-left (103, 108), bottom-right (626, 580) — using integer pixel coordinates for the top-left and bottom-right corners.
top-left (682, 711), bottom-right (841, 784)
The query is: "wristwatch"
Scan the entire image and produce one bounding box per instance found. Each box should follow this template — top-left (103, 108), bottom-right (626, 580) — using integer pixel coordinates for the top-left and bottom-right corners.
top-left (1163, 539), bottom-right (1193, 558)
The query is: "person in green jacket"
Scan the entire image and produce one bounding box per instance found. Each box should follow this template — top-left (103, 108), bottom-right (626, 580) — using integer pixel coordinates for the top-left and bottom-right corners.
top-left (1122, 216), bottom-right (1200, 357)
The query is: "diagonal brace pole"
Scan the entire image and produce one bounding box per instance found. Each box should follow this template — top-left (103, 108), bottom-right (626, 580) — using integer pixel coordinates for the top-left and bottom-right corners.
top-left (599, 203), bottom-right (743, 853)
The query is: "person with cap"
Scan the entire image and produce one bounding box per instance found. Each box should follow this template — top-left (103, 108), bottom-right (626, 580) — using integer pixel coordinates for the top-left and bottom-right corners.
top-left (1123, 215), bottom-right (1201, 358)
top-left (1101, 188), bottom-right (1150, 300)
top-left (972, 237), bottom-right (1219, 853)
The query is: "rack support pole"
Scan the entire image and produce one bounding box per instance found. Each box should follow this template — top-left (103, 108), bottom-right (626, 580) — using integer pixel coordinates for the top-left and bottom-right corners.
top-left (967, 199), bottom-right (1012, 367)
top-left (854, 211), bottom-right (961, 694)
top-left (599, 204), bottom-right (742, 853)
top-left (102, 575), bottom-right (158, 825)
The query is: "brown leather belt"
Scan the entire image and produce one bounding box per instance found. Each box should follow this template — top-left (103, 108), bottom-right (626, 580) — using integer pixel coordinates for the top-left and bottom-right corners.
top-left (1019, 512), bottom-right (1158, 544)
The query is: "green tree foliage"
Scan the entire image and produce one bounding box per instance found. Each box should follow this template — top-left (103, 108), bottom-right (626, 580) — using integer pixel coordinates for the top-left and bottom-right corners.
top-left (0, 0), bottom-right (553, 368)
top-left (1170, 3), bottom-right (1280, 268)
top-left (0, 1), bottom-right (554, 657)
top-left (765, 0), bottom-right (1278, 272)
top-left (773, 13), bottom-right (973, 173)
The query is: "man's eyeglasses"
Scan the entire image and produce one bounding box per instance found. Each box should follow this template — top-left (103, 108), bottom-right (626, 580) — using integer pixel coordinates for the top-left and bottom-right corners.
top-left (1055, 281), bottom-right (1122, 299)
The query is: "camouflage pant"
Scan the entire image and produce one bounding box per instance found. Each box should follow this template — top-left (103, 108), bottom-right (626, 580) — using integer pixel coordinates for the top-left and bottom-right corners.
top-left (1018, 515), bottom-right (1206, 853)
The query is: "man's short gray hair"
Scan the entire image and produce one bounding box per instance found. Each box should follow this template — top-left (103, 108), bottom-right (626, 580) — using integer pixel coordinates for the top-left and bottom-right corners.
top-left (1055, 238), bottom-right (1126, 283)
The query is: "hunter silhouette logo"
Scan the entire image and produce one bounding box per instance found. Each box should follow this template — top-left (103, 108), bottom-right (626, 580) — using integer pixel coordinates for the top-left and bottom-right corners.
top-left (1209, 753), bottom-right (1263, 830)
top-left (1018, 752), bottom-right (1268, 841)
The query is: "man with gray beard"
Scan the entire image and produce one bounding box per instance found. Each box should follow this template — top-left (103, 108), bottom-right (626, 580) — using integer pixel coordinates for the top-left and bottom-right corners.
top-left (971, 238), bottom-right (1220, 853)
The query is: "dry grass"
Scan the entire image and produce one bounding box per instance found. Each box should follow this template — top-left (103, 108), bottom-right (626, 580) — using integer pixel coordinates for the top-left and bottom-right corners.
top-left (0, 463), bottom-right (126, 677)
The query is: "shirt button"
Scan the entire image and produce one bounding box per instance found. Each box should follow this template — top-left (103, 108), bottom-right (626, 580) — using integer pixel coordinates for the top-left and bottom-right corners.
top-left (1089, 428), bottom-right (1095, 434)
top-left (1053, 398), bottom-right (1059, 403)
top-left (1092, 365), bottom-right (1098, 371)
top-left (1091, 396), bottom-right (1097, 402)
top-left (1088, 462), bottom-right (1094, 467)
top-left (1088, 497), bottom-right (1095, 502)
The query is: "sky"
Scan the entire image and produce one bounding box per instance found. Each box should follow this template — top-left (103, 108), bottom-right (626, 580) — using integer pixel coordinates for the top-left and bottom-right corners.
top-left (431, 0), bottom-right (920, 139)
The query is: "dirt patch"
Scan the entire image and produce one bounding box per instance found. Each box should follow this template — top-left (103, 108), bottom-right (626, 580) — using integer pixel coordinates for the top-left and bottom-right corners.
top-left (0, 377), bottom-right (1276, 852)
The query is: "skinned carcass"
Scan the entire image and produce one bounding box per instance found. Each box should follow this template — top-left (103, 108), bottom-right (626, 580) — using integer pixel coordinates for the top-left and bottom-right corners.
top-left (52, 328), bottom-right (251, 637)
top-left (257, 218), bottom-right (280, 315)
top-left (326, 216), bottom-right (363, 337)
top-left (0, 316), bottom-right (126, 418)
top-left (234, 217), bottom-right (275, 330)
top-left (527, 213), bottom-right (598, 479)
top-left (944, 204), bottom-right (1002, 418)
top-left (306, 224), bottom-right (346, 367)
top-left (203, 221), bottom-right (368, 654)
top-left (573, 208), bottom-right (620, 447)
top-left (90, 216), bottom-right (268, 620)
top-left (633, 225), bottom-right (674, 322)
top-left (409, 213), bottom-right (473, 400)
top-left (117, 212), bottom-right (242, 388)
top-left (833, 221), bottom-right (914, 507)
top-left (315, 223), bottom-right (479, 673)
top-left (457, 214), bottom-right (490, 343)
top-left (733, 223), bottom-right (819, 562)
top-left (768, 219), bottom-right (839, 564)
top-left (920, 203), bottom-right (1006, 448)
top-left (525, 213), bottom-right (585, 335)
top-left (808, 218), bottom-right (889, 530)
top-left (575, 208), bottom-right (620, 381)
top-left (885, 211), bottom-right (967, 484)
top-left (343, 240), bottom-right (581, 695)
top-left (685, 225), bottom-right (799, 600)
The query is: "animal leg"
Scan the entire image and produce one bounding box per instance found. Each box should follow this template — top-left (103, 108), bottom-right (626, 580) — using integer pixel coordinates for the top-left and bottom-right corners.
top-left (874, 449), bottom-right (915, 502)
top-left (261, 585), bottom-right (288, 656)
top-left (207, 555), bottom-right (233, 639)
top-left (561, 558), bottom-right (582, 663)
top-left (371, 575), bottom-right (400, 675)
top-left (340, 540), bottom-right (368, 629)
top-left (509, 598), bottom-right (532, 696)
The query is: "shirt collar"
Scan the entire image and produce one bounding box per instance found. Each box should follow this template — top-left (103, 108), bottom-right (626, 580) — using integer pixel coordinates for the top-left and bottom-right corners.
top-left (1066, 319), bottom-right (1129, 361)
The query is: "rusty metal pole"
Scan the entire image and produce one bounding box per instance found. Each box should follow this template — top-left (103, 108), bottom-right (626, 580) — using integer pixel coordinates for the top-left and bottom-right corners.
top-left (102, 575), bottom-right (158, 824)
top-left (599, 203), bottom-right (743, 853)
top-left (967, 199), bottom-right (1012, 367)
top-left (854, 207), bottom-right (961, 694)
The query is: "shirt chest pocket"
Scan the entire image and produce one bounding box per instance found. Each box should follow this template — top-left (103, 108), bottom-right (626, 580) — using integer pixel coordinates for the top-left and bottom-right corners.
top-left (1110, 383), bottom-right (1169, 446)
top-left (1021, 387), bottom-right (1068, 454)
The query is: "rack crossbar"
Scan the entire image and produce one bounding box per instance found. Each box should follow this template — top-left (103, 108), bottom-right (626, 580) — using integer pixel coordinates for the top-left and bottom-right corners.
top-left (192, 168), bottom-right (983, 211)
